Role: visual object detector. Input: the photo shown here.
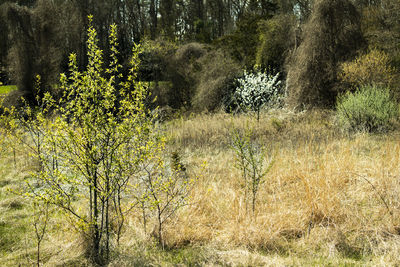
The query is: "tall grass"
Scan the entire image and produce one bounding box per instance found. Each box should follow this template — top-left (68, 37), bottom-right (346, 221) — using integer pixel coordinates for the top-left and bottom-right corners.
top-left (2, 109), bottom-right (400, 265)
top-left (162, 110), bottom-right (400, 264)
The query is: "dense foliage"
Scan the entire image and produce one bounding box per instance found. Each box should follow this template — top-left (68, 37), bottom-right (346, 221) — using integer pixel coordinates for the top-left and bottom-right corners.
top-left (3, 20), bottom-right (196, 264)
top-left (339, 49), bottom-right (398, 90)
top-left (2, 0), bottom-right (396, 110)
top-left (1, 0), bottom-right (400, 111)
top-left (336, 85), bottom-right (398, 133)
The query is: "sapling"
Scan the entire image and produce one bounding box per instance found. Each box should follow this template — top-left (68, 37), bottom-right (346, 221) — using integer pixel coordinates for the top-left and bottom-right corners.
top-left (31, 201), bottom-right (50, 267)
top-left (234, 70), bottom-right (281, 121)
top-left (19, 17), bottom-right (162, 264)
top-left (135, 150), bottom-right (198, 248)
top-left (231, 125), bottom-right (274, 216)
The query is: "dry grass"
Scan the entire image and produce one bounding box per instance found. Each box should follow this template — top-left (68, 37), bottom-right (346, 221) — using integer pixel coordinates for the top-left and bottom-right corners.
top-left (2, 109), bottom-right (400, 265)
top-left (160, 109), bottom-right (400, 264)
top-left (166, 109), bottom-right (338, 150)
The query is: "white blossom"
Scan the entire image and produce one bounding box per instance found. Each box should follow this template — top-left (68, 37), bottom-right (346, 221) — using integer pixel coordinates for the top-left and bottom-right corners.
top-left (235, 70), bottom-right (281, 117)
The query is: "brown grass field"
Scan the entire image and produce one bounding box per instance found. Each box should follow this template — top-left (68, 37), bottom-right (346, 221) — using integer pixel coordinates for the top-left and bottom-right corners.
top-left (2, 109), bottom-right (400, 266)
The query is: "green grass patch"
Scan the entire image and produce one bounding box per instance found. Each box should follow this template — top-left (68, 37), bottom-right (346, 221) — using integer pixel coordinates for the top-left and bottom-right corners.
top-left (0, 220), bottom-right (27, 252)
top-left (0, 85), bottom-right (17, 95)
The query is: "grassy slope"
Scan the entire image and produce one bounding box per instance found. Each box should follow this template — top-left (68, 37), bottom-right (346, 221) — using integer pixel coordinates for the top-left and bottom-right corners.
top-left (1, 109), bottom-right (400, 266)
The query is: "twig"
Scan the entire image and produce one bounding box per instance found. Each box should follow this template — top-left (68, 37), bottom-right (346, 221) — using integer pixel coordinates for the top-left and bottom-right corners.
top-left (351, 172), bottom-right (392, 216)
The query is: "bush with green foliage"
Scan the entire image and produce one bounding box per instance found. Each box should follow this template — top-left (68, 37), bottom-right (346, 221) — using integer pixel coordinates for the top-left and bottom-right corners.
top-left (3, 19), bottom-right (198, 265)
top-left (0, 85), bottom-right (17, 95)
top-left (2, 18), bottom-right (165, 265)
top-left (336, 85), bottom-right (398, 133)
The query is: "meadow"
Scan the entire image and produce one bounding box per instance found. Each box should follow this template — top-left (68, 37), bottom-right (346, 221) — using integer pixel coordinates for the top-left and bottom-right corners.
top-left (1, 109), bottom-right (400, 266)
top-left (2, 0), bottom-right (400, 265)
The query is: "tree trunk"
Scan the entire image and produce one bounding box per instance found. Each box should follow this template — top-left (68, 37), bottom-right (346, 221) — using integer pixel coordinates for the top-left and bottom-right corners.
top-left (37, 241), bottom-right (41, 267)
top-left (92, 171), bottom-right (101, 263)
top-left (150, 0), bottom-right (158, 39)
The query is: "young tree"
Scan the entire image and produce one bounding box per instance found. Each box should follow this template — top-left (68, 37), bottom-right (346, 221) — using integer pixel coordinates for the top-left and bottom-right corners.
top-left (231, 126), bottom-right (274, 215)
top-left (20, 17), bottom-right (160, 264)
top-left (234, 70), bottom-right (281, 121)
top-left (135, 150), bottom-right (197, 248)
top-left (31, 201), bottom-right (51, 267)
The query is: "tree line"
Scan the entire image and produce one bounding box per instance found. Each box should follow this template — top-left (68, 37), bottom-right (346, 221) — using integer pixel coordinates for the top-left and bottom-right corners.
top-left (1, 0), bottom-right (400, 109)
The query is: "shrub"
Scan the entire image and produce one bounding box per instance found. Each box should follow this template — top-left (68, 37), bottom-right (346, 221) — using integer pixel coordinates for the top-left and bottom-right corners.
top-left (6, 20), bottom-right (162, 264)
top-left (192, 49), bottom-right (241, 112)
top-left (164, 43), bottom-right (241, 111)
top-left (4, 20), bottom-right (197, 263)
top-left (0, 85), bottom-right (17, 95)
top-left (134, 151), bottom-right (197, 248)
top-left (234, 70), bottom-right (281, 121)
top-left (339, 49), bottom-right (398, 89)
top-left (336, 85), bottom-right (398, 133)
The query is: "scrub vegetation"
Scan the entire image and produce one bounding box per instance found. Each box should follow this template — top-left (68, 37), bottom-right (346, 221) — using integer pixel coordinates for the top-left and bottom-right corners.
top-left (2, 0), bottom-right (400, 266)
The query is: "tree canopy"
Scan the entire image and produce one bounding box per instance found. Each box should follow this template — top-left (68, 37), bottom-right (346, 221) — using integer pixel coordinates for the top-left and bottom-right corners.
top-left (1, 0), bottom-right (400, 109)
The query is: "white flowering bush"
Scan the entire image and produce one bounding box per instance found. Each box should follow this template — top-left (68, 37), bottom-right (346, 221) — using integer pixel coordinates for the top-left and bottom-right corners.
top-left (235, 70), bottom-right (281, 120)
